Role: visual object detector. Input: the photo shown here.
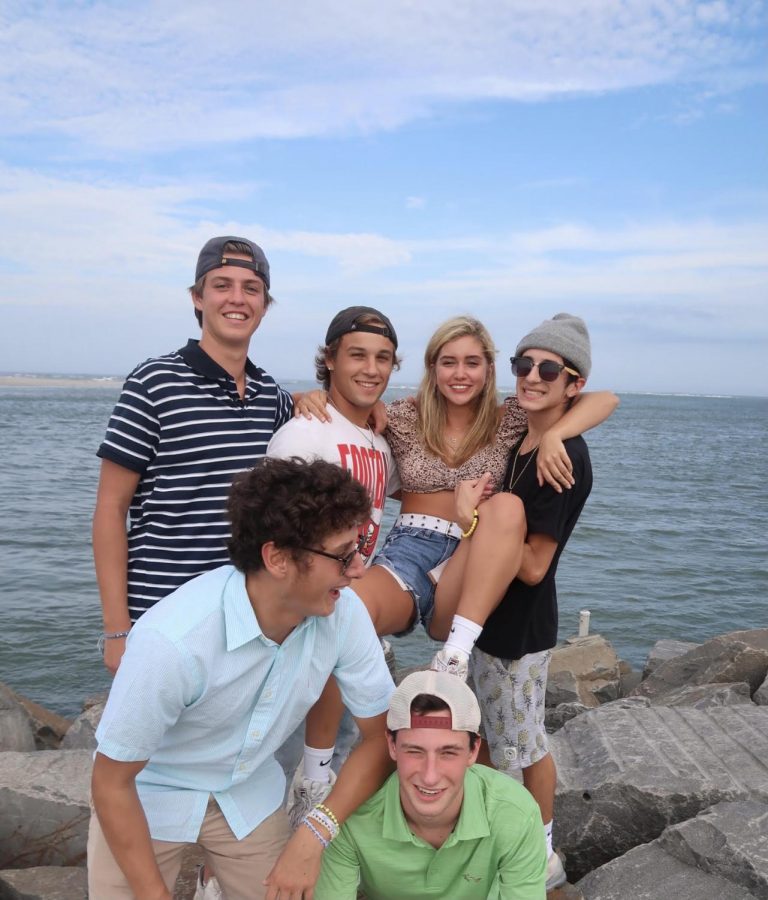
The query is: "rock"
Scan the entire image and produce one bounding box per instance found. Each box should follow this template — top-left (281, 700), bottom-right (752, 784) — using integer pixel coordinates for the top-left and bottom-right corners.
top-left (660, 800), bottom-right (768, 898)
top-left (575, 839), bottom-right (757, 899)
top-left (550, 704), bottom-right (768, 880)
top-left (754, 674), bottom-right (768, 707)
top-left (654, 681), bottom-right (753, 709)
top-left (549, 884), bottom-right (584, 898)
top-left (0, 751), bottom-right (91, 868)
top-left (546, 636), bottom-right (621, 708)
top-left (618, 664), bottom-right (642, 698)
top-left (642, 639), bottom-right (700, 679)
top-left (82, 692), bottom-right (108, 711)
top-left (60, 699), bottom-right (106, 750)
top-left (0, 866), bottom-right (87, 899)
top-left (576, 799), bottom-right (768, 899)
top-left (546, 702), bottom-right (590, 732)
top-left (0, 685), bottom-right (35, 752)
top-left (632, 629), bottom-right (768, 701)
top-left (10, 692), bottom-right (72, 751)
top-left (592, 696), bottom-right (651, 712)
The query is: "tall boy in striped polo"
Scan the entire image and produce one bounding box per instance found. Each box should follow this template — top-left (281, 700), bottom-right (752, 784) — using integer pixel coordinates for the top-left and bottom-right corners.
top-left (93, 236), bottom-right (293, 676)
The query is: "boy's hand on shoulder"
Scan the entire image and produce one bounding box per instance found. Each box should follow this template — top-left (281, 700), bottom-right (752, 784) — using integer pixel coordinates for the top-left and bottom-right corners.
top-left (536, 433), bottom-right (574, 492)
top-left (293, 390), bottom-right (331, 422)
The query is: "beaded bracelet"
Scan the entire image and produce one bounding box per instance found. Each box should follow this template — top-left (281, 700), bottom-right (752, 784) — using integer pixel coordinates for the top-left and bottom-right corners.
top-left (97, 630), bottom-right (131, 654)
top-left (461, 509), bottom-right (479, 539)
top-left (307, 806), bottom-right (338, 840)
top-left (301, 816), bottom-right (329, 849)
top-left (316, 803), bottom-right (340, 829)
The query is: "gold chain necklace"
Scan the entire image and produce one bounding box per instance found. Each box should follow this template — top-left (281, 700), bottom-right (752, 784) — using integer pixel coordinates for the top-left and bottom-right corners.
top-left (329, 399), bottom-right (375, 449)
top-left (506, 435), bottom-right (538, 492)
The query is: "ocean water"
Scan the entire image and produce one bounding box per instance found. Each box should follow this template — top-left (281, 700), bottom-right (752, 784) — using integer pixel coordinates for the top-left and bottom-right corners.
top-left (0, 381), bottom-right (766, 718)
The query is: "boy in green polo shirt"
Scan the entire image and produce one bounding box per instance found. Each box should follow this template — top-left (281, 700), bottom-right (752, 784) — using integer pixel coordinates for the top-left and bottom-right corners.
top-left (314, 671), bottom-right (546, 900)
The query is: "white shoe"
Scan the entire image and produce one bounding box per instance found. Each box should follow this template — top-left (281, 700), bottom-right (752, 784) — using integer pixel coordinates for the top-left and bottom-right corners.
top-left (193, 866), bottom-right (223, 900)
top-left (285, 760), bottom-right (337, 830)
top-left (546, 851), bottom-right (567, 891)
top-left (430, 648), bottom-right (470, 681)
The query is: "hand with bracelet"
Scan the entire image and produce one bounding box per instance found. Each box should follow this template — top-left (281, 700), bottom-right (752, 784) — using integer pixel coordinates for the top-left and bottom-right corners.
top-left (99, 629), bottom-right (131, 675)
top-left (263, 808), bottom-right (331, 899)
top-left (454, 473), bottom-right (494, 534)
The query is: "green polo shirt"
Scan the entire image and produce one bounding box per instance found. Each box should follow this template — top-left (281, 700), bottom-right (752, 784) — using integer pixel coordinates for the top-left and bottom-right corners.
top-left (315, 765), bottom-right (546, 900)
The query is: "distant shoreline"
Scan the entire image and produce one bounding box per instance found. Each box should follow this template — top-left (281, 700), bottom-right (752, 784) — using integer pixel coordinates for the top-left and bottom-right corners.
top-left (1, 374), bottom-right (765, 400)
top-left (0, 375), bottom-right (122, 389)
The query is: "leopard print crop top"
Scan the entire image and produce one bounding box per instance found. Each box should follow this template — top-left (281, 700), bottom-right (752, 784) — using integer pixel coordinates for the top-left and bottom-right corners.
top-left (385, 397), bottom-right (527, 494)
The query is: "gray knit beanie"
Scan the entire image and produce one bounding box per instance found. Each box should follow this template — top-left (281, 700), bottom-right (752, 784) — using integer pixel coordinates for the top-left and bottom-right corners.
top-left (515, 312), bottom-right (591, 378)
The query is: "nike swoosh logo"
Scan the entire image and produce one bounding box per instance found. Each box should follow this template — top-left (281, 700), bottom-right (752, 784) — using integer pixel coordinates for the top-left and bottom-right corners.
top-left (450, 627), bottom-right (456, 634)
top-left (319, 759), bottom-right (331, 766)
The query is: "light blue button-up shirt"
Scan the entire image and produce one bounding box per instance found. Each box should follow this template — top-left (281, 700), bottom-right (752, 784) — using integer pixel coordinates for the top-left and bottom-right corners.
top-left (95, 565), bottom-right (394, 842)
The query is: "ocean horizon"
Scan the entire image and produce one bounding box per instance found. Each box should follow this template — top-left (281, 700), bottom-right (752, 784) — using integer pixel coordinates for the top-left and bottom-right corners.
top-left (1, 372), bottom-right (766, 401)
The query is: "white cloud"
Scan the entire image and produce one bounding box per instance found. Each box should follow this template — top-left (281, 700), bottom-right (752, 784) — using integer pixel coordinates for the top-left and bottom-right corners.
top-left (0, 0), bottom-right (763, 151)
top-left (1, 167), bottom-right (765, 365)
top-left (406, 196), bottom-right (426, 209)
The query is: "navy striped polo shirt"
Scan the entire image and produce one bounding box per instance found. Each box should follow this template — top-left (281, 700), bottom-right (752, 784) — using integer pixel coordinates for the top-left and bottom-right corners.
top-left (97, 340), bottom-right (293, 621)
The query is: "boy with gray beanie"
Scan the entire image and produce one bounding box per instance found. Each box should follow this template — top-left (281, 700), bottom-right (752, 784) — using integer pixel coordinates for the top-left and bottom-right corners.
top-left (430, 313), bottom-right (613, 890)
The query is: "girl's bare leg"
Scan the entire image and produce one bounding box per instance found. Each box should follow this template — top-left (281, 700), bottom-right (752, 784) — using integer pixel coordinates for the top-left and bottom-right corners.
top-left (430, 492), bottom-right (526, 641)
top-left (298, 565), bottom-right (417, 791)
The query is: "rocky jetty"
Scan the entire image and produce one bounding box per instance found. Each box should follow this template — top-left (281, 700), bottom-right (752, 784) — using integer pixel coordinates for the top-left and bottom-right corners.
top-left (1, 627), bottom-right (767, 899)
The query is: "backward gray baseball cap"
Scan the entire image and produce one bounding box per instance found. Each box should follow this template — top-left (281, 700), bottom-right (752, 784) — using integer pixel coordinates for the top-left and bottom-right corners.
top-left (515, 312), bottom-right (591, 377)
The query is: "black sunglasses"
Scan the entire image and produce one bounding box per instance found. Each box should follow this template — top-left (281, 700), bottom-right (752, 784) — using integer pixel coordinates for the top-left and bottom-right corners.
top-left (299, 534), bottom-right (366, 574)
top-left (510, 356), bottom-right (579, 382)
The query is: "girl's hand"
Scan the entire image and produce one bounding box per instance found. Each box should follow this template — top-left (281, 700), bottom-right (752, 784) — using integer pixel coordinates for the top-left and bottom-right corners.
top-left (454, 473), bottom-right (493, 531)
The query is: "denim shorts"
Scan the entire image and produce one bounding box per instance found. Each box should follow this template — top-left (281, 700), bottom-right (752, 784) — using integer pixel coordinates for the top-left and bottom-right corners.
top-left (371, 521), bottom-right (460, 636)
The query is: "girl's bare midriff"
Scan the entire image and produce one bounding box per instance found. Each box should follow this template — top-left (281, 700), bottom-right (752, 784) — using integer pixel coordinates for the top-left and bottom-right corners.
top-left (399, 489), bottom-right (458, 522)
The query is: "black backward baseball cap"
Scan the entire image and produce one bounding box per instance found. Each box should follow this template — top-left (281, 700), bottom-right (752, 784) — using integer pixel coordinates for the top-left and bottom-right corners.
top-left (325, 306), bottom-right (398, 350)
top-left (195, 236), bottom-right (270, 289)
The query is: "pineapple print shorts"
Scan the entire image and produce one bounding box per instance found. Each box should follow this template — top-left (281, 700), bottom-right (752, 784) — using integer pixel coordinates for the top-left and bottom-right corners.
top-left (470, 646), bottom-right (552, 771)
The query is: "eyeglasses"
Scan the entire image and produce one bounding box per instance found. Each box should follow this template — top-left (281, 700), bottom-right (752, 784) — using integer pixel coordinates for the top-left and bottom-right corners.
top-left (298, 534), bottom-right (366, 574)
top-left (510, 356), bottom-right (579, 382)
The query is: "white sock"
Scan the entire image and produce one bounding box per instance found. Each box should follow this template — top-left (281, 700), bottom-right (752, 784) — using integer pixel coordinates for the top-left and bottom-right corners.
top-left (303, 744), bottom-right (334, 783)
top-left (444, 614), bottom-right (483, 657)
top-left (543, 820), bottom-right (554, 857)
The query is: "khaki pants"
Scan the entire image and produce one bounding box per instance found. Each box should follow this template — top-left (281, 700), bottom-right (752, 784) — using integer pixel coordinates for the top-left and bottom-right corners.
top-left (88, 798), bottom-right (291, 900)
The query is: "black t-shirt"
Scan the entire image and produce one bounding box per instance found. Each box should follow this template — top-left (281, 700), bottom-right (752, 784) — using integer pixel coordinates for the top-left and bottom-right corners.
top-left (474, 433), bottom-right (592, 661)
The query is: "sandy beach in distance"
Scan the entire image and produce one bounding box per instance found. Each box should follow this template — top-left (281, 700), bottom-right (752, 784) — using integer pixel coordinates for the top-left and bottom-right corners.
top-left (0, 375), bottom-right (121, 389)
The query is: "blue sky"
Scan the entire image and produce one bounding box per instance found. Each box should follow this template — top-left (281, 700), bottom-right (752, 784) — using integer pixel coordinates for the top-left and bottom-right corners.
top-left (1, 0), bottom-right (766, 395)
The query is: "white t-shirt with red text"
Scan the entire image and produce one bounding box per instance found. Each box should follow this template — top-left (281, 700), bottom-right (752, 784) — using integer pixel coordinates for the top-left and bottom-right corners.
top-left (267, 412), bottom-right (400, 565)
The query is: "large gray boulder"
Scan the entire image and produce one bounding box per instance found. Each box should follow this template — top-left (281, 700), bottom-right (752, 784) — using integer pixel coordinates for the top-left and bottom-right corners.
top-left (547, 635), bottom-right (621, 708)
top-left (652, 681), bottom-right (754, 709)
top-left (576, 800), bottom-right (768, 899)
top-left (632, 629), bottom-right (768, 701)
top-left (754, 674), bottom-right (768, 707)
top-left (550, 704), bottom-right (768, 880)
top-left (0, 751), bottom-right (91, 868)
top-left (0, 685), bottom-right (35, 752)
top-left (12, 694), bottom-right (72, 752)
top-left (60, 698), bottom-right (106, 750)
top-left (546, 702), bottom-right (590, 732)
top-left (642, 639), bottom-right (700, 679)
top-left (0, 866), bottom-right (87, 899)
